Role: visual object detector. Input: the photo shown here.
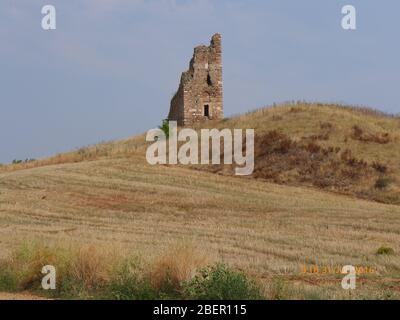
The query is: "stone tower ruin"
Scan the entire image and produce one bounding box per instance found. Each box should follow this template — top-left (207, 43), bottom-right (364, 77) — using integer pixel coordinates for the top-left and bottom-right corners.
top-left (168, 33), bottom-right (223, 126)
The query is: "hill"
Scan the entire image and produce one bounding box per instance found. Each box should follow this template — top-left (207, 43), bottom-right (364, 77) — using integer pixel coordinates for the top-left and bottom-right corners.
top-left (193, 103), bottom-right (400, 205)
top-left (3, 103), bottom-right (399, 204)
top-left (0, 103), bottom-right (399, 299)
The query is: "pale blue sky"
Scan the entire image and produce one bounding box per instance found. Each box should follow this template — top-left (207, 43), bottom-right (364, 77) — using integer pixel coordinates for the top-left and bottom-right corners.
top-left (1, 0), bottom-right (399, 163)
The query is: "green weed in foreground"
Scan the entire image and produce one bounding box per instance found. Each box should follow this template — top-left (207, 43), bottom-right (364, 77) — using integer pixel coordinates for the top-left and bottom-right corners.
top-left (183, 264), bottom-right (263, 300)
top-left (376, 246), bottom-right (395, 255)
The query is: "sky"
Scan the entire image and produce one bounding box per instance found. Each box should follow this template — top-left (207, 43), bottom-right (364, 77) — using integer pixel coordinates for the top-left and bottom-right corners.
top-left (0, 0), bottom-right (399, 163)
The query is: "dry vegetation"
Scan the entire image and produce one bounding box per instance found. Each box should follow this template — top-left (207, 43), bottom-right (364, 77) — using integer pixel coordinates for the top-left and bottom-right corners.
top-left (194, 103), bottom-right (400, 205)
top-left (0, 103), bottom-right (400, 299)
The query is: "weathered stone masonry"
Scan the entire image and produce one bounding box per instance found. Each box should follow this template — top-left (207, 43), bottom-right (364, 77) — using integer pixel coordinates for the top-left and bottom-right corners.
top-left (168, 33), bottom-right (223, 126)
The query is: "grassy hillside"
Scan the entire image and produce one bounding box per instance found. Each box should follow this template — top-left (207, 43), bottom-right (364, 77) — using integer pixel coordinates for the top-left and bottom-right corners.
top-left (0, 103), bottom-right (399, 299)
top-left (193, 103), bottom-right (400, 205)
top-left (2, 103), bottom-right (399, 204)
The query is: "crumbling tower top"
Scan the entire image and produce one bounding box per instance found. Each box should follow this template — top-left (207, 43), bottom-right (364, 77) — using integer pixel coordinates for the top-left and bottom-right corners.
top-left (168, 33), bottom-right (223, 126)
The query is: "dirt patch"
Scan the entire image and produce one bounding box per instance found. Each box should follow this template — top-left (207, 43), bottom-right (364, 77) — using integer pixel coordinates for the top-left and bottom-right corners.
top-left (0, 292), bottom-right (48, 300)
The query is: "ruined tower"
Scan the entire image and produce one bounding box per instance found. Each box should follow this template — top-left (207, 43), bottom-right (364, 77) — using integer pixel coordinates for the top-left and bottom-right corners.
top-left (168, 33), bottom-right (223, 126)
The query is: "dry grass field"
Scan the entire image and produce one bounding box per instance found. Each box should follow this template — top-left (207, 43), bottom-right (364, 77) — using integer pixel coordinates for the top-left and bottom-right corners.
top-left (1, 103), bottom-right (399, 299)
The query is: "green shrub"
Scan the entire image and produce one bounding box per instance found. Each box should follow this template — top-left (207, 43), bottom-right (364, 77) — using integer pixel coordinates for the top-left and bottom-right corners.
top-left (183, 263), bottom-right (262, 300)
top-left (158, 120), bottom-right (170, 138)
top-left (104, 261), bottom-right (158, 300)
top-left (11, 159), bottom-right (35, 165)
top-left (374, 177), bottom-right (392, 189)
top-left (0, 267), bottom-right (17, 292)
top-left (376, 246), bottom-right (394, 255)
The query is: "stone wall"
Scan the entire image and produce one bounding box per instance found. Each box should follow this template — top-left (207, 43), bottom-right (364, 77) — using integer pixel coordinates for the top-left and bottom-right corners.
top-left (168, 33), bottom-right (223, 126)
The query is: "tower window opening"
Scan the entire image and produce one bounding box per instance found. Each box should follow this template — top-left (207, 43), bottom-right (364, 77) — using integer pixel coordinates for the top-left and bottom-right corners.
top-left (207, 73), bottom-right (212, 86)
top-left (204, 105), bottom-right (210, 118)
